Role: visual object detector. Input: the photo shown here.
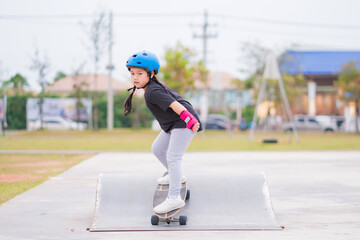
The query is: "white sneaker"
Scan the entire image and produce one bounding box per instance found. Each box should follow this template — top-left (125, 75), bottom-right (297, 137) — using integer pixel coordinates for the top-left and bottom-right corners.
top-left (157, 174), bottom-right (187, 185)
top-left (153, 195), bottom-right (185, 214)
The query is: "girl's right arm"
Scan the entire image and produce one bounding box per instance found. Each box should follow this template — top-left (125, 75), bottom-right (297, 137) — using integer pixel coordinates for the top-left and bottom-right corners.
top-left (169, 101), bottom-right (200, 132)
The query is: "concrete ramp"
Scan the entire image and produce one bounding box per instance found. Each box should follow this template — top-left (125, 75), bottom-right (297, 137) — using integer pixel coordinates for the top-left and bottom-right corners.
top-left (89, 172), bottom-right (282, 231)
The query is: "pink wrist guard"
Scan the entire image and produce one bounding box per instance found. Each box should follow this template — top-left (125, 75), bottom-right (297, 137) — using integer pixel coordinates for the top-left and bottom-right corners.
top-left (180, 110), bottom-right (198, 130)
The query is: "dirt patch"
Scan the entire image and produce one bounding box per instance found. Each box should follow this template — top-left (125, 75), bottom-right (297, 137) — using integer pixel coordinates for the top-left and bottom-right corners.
top-left (0, 174), bottom-right (41, 182)
top-left (2, 161), bottom-right (64, 168)
top-left (35, 168), bottom-right (65, 174)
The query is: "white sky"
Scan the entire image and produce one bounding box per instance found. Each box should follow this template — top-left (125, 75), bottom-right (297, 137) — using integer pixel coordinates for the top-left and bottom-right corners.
top-left (1, 0), bottom-right (360, 91)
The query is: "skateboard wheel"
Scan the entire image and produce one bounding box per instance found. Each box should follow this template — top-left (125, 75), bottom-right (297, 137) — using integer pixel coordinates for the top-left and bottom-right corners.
top-left (179, 215), bottom-right (187, 225)
top-left (186, 189), bottom-right (190, 200)
top-left (151, 215), bottom-right (159, 225)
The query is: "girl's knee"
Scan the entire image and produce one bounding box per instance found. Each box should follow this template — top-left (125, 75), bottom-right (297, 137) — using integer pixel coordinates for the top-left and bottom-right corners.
top-left (166, 153), bottom-right (182, 164)
top-left (152, 143), bottom-right (166, 158)
top-left (151, 142), bottom-right (157, 155)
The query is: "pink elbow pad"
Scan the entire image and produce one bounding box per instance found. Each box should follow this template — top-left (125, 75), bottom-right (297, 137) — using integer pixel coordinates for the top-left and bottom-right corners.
top-left (180, 110), bottom-right (198, 130)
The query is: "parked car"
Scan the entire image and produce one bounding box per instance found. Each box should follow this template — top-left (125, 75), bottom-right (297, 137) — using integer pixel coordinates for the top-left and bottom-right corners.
top-left (29, 116), bottom-right (87, 130)
top-left (282, 115), bottom-right (336, 132)
top-left (204, 114), bottom-right (232, 130)
top-left (315, 115), bottom-right (338, 131)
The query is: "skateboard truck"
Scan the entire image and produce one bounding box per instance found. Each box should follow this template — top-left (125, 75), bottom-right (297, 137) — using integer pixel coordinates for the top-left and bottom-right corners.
top-left (151, 214), bottom-right (188, 225)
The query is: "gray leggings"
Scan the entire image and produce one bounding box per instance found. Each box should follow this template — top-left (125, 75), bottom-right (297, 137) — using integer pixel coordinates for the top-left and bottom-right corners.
top-left (151, 128), bottom-right (196, 199)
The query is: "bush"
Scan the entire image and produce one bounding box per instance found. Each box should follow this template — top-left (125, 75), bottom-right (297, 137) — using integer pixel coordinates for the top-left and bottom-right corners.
top-left (5, 95), bottom-right (29, 129)
top-left (242, 106), bottom-right (255, 123)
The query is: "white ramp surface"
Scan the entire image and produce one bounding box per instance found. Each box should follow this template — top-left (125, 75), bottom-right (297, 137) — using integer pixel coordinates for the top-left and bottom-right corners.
top-left (90, 172), bottom-right (282, 231)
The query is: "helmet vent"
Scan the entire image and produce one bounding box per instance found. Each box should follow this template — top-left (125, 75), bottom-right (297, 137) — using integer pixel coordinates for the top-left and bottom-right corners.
top-left (137, 62), bottom-right (141, 64)
top-left (143, 53), bottom-right (148, 56)
top-left (133, 54), bottom-right (137, 57)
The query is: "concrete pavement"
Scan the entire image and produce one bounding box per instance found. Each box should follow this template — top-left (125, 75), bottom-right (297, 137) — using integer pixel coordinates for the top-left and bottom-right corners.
top-left (0, 151), bottom-right (359, 239)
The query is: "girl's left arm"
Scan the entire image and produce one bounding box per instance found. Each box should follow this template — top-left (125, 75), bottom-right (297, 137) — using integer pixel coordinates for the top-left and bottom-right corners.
top-left (169, 101), bottom-right (200, 132)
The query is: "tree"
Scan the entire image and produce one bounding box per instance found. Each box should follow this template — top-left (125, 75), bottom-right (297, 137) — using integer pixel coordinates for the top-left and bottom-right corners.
top-left (54, 71), bottom-right (67, 82)
top-left (30, 47), bottom-right (50, 130)
top-left (193, 60), bottom-right (209, 89)
top-left (81, 11), bottom-right (108, 130)
top-left (281, 73), bottom-right (306, 112)
top-left (239, 40), bottom-right (270, 78)
top-left (69, 63), bottom-right (89, 128)
top-left (337, 60), bottom-right (360, 133)
top-left (161, 42), bottom-right (208, 95)
top-left (231, 76), bottom-right (254, 90)
top-left (1, 73), bottom-right (29, 95)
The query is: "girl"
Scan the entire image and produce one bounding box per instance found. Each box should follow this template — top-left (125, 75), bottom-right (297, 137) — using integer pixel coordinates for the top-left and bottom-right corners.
top-left (124, 51), bottom-right (202, 214)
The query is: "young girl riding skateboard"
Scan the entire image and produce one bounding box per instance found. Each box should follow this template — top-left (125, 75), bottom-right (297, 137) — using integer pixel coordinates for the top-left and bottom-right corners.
top-left (124, 51), bottom-right (202, 214)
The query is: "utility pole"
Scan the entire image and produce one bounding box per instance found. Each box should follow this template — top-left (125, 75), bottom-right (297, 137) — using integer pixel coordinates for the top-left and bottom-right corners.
top-left (192, 10), bottom-right (217, 125)
top-left (193, 10), bottom-right (217, 70)
top-left (106, 11), bottom-right (114, 130)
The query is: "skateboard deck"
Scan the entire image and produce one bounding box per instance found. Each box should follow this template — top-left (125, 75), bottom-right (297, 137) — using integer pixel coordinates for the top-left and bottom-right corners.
top-left (151, 178), bottom-right (189, 225)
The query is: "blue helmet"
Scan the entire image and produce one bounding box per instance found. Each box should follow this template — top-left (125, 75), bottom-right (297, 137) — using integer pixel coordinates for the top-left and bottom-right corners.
top-left (126, 51), bottom-right (160, 74)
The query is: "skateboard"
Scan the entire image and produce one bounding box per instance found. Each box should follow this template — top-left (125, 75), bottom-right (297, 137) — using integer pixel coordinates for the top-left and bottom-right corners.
top-left (151, 179), bottom-right (190, 225)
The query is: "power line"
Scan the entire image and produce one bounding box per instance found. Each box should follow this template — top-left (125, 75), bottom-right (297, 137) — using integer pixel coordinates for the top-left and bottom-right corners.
top-left (1, 19), bottom-right (193, 27)
top-left (1, 12), bottom-right (359, 29)
top-left (212, 13), bottom-right (360, 30)
top-left (2, 12), bottom-right (360, 30)
top-left (0, 14), bottom-right (93, 19)
top-left (0, 12), bottom-right (200, 19)
top-left (222, 24), bottom-right (360, 39)
top-left (2, 12), bottom-right (360, 44)
top-left (114, 13), bottom-right (200, 18)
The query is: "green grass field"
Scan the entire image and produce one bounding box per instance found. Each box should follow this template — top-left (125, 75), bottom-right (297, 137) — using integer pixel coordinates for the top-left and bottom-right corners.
top-left (1, 129), bottom-right (360, 151)
top-left (0, 154), bottom-right (93, 205)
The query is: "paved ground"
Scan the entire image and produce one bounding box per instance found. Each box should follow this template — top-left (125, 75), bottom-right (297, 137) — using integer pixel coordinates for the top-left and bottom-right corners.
top-left (0, 151), bottom-right (359, 240)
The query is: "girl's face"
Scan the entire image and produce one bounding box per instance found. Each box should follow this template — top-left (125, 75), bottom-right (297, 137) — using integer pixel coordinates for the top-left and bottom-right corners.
top-left (130, 68), bottom-right (150, 89)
